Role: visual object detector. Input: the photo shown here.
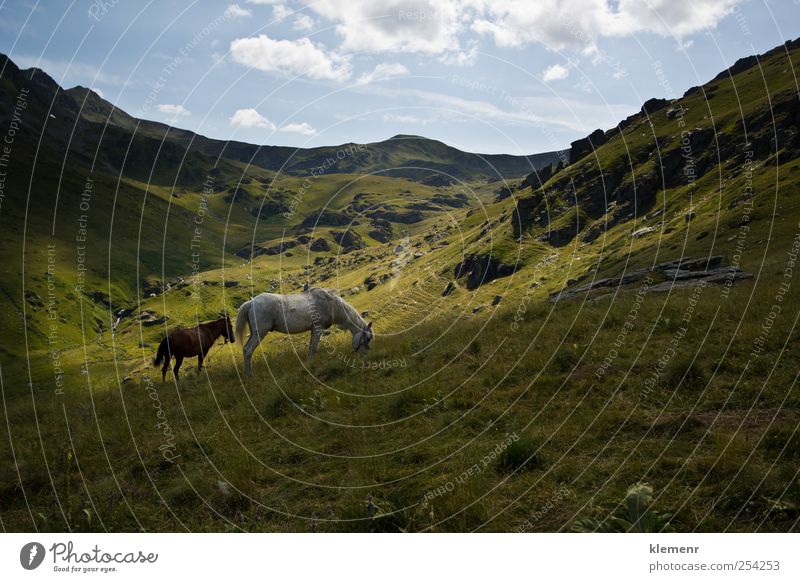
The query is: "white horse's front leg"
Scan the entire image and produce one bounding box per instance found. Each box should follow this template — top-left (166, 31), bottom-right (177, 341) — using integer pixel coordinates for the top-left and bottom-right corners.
top-left (308, 328), bottom-right (322, 359)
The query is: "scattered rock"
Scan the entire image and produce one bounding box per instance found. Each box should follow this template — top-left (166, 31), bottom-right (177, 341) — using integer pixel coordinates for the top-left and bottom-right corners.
top-left (24, 290), bottom-right (44, 308)
top-left (364, 275), bottom-right (379, 291)
top-left (139, 311), bottom-right (169, 327)
top-left (310, 237), bottom-right (331, 252)
top-left (632, 226), bottom-right (657, 238)
top-left (442, 281), bottom-right (459, 297)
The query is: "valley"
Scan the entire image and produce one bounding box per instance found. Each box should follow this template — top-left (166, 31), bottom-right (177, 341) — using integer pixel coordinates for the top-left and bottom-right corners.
top-left (0, 37), bottom-right (799, 532)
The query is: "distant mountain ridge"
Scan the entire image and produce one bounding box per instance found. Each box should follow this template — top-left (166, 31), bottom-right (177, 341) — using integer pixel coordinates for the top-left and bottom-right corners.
top-left (0, 54), bottom-right (559, 185)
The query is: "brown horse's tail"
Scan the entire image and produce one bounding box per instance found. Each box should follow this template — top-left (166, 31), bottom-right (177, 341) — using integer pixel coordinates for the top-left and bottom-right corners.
top-left (153, 338), bottom-right (169, 367)
top-left (235, 300), bottom-right (251, 343)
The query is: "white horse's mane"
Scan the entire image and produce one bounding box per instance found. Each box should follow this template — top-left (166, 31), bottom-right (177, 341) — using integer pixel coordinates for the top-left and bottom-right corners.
top-left (326, 289), bottom-right (366, 332)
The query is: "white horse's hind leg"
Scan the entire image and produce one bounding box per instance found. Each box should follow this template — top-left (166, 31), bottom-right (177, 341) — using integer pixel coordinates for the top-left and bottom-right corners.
top-left (243, 313), bottom-right (271, 376)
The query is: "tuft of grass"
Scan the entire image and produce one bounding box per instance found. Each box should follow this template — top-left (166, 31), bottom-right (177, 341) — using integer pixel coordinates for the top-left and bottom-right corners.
top-left (665, 356), bottom-right (708, 390)
top-left (496, 435), bottom-right (541, 474)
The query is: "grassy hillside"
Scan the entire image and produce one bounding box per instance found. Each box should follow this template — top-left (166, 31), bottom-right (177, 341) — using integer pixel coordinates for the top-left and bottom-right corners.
top-left (0, 40), bottom-right (799, 532)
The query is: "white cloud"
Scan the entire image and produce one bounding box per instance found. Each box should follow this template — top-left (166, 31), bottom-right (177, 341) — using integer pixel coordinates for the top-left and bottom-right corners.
top-left (272, 3), bottom-right (292, 21)
top-left (245, 0), bottom-right (282, 4)
top-left (230, 108), bottom-right (275, 129)
top-left (279, 122), bottom-right (317, 135)
top-left (542, 63), bottom-right (569, 83)
top-left (307, 0), bottom-right (464, 54)
top-left (224, 3), bottom-right (252, 18)
top-left (229, 109), bottom-right (316, 134)
top-left (356, 62), bottom-right (409, 85)
top-left (439, 42), bottom-right (478, 66)
top-left (293, 14), bottom-right (315, 31)
top-left (230, 34), bottom-right (351, 81)
top-left (296, 0), bottom-right (739, 59)
top-left (371, 87), bottom-right (634, 133)
top-left (156, 104), bottom-right (190, 117)
top-left (382, 113), bottom-right (430, 125)
top-left (472, 0), bottom-right (742, 52)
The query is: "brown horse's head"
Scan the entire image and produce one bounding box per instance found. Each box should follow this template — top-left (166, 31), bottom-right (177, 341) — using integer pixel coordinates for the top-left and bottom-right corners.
top-left (222, 316), bottom-right (235, 343)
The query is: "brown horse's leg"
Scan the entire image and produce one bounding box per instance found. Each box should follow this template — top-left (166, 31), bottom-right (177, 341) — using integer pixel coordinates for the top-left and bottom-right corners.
top-left (161, 357), bottom-right (170, 382)
top-left (197, 353), bottom-right (204, 371)
top-left (173, 356), bottom-right (184, 381)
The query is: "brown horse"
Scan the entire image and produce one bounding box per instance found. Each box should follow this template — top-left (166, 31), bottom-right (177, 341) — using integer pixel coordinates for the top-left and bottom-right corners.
top-left (153, 316), bottom-right (235, 381)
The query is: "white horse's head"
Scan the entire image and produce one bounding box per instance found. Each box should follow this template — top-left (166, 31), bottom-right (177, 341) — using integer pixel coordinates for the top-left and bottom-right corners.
top-left (352, 321), bottom-right (374, 355)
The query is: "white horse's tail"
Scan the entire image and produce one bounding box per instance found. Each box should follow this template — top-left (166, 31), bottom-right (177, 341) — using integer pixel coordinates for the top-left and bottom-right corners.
top-left (235, 299), bottom-right (252, 342)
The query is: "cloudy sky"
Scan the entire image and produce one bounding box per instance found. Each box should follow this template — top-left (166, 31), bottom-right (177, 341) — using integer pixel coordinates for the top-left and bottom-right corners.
top-left (1, 0), bottom-right (798, 154)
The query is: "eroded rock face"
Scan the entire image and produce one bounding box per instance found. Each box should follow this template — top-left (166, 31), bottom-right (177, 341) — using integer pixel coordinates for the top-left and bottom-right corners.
top-left (442, 280), bottom-right (459, 296)
top-left (569, 128), bottom-right (608, 163)
top-left (549, 256), bottom-right (749, 303)
top-left (454, 254), bottom-right (517, 290)
top-left (236, 239), bottom-right (299, 259)
top-left (366, 207), bottom-right (424, 224)
top-left (367, 219), bottom-right (393, 243)
top-left (310, 237), bottom-right (331, 252)
top-left (512, 191), bottom-right (544, 238)
top-left (331, 230), bottom-right (365, 253)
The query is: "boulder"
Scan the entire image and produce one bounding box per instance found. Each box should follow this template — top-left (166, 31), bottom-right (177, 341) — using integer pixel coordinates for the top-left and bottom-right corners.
top-left (442, 281), bottom-right (459, 296)
top-left (454, 254), bottom-right (517, 290)
top-left (310, 237), bottom-right (331, 252)
top-left (332, 230), bottom-right (366, 253)
top-left (569, 129), bottom-right (607, 162)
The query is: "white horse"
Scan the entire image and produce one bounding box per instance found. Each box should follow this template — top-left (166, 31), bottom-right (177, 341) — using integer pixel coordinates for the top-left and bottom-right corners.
top-left (235, 287), bottom-right (373, 375)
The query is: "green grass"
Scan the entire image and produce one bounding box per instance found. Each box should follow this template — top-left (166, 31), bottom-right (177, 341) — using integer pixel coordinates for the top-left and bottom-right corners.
top-left (1, 40), bottom-right (799, 533)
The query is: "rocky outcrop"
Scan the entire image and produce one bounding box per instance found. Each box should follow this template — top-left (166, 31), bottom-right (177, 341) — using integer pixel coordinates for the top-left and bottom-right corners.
top-left (430, 192), bottom-right (469, 208)
top-left (569, 129), bottom-right (607, 163)
top-left (454, 254), bottom-right (517, 290)
top-left (236, 239), bottom-right (299, 259)
top-left (367, 219), bottom-right (393, 242)
top-left (310, 237), bottom-right (331, 252)
top-left (550, 256), bottom-right (751, 302)
top-left (519, 163), bottom-right (554, 191)
top-left (331, 230), bottom-right (365, 253)
top-left (301, 210), bottom-right (352, 227)
top-left (641, 97), bottom-right (669, 116)
top-left (511, 190), bottom-right (544, 238)
top-left (250, 197), bottom-right (290, 219)
top-left (139, 310), bottom-right (169, 327)
top-left (442, 281), bottom-right (459, 296)
top-left (365, 207), bottom-right (424, 224)
top-left (540, 210), bottom-right (583, 247)
top-left (494, 185), bottom-right (514, 202)
top-left (421, 174), bottom-right (454, 187)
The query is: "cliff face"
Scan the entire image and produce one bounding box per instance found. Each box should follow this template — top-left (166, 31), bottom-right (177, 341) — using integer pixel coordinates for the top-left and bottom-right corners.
top-left (511, 38), bottom-right (800, 250)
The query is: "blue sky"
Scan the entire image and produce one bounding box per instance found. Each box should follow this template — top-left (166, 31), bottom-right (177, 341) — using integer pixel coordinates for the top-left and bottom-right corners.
top-left (1, 0), bottom-right (799, 155)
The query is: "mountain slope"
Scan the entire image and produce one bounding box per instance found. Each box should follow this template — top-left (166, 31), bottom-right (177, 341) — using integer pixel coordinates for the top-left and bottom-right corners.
top-left (0, 56), bottom-right (557, 184)
top-left (1, 40), bottom-right (799, 534)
